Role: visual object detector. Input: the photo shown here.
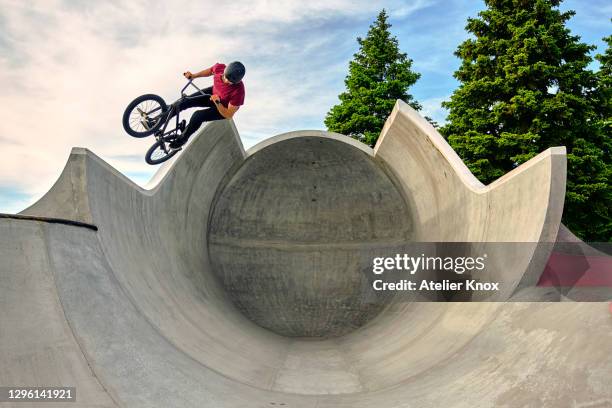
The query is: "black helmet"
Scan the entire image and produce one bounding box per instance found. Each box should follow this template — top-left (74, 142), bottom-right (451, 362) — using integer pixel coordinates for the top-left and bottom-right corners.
top-left (224, 61), bottom-right (246, 84)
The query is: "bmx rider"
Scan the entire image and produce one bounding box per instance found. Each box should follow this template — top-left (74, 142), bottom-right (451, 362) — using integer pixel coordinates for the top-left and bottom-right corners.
top-left (167, 61), bottom-right (246, 149)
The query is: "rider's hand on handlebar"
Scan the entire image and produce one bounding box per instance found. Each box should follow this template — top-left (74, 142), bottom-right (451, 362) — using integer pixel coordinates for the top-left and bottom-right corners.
top-left (183, 71), bottom-right (193, 79)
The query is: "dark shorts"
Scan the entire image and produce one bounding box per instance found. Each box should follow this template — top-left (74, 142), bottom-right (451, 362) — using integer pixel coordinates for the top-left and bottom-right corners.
top-left (179, 86), bottom-right (224, 122)
top-left (168, 86), bottom-right (225, 139)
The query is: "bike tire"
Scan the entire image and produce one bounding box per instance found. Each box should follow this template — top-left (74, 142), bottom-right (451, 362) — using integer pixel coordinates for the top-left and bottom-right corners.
top-left (145, 140), bottom-right (180, 165)
top-left (122, 94), bottom-right (168, 138)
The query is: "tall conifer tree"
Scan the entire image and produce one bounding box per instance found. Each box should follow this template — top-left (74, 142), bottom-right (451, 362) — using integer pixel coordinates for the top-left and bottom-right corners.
top-left (595, 29), bottom-right (611, 138)
top-left (441, 0), bottom-right (612, 241)
top-left (325, 10), bottom-right (422, 147)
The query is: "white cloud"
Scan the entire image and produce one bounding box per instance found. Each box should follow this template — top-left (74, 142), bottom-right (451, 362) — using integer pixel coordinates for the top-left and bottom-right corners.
top-left (0, 0), bottom-right (438, 212)
top-left (392, 0), bottom-right (435, 17)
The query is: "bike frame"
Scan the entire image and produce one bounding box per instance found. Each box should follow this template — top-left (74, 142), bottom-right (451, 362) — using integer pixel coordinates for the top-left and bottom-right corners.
top-left (153, 79), bottom-right (211, 142)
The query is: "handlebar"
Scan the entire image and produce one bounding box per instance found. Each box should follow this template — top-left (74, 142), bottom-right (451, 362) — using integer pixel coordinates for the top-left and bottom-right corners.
top-left (180, 78), bottom-right (208, 97)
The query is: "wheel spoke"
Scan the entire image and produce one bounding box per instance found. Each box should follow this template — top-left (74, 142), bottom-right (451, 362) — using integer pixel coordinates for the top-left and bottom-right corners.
top-left (153, 146), bottom-right (165, 160)
top-left (126, 97), bottom-right (165, 135)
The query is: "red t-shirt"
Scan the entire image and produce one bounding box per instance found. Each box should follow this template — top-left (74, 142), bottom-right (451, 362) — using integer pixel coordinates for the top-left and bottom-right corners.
top-left (210, 63), bottom-right (245, 107)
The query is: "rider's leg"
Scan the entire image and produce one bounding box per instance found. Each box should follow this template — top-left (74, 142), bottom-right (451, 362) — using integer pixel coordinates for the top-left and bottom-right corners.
top-left (169, 107), bottom-right (224, 148)
top-left (178, 88), bottom-right (215, 110)
top-left (181, 108), bottom-right (224, 139)
top-left (159, 87), bottom-right (214, 122)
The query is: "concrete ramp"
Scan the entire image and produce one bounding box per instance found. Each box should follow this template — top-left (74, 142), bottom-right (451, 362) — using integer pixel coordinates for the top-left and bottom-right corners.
top-left (1, 101), bottom-right (610, 407)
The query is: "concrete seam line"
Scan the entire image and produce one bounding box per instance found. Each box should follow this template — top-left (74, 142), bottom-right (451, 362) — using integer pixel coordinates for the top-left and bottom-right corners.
top-left (0, 213), bottom-right (98, 231)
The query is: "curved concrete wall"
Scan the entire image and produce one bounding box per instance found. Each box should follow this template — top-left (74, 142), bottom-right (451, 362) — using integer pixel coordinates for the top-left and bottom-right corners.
top-left (374, 101), bottom-right (566, 298)
top-left (0, 219), bottom-right (118, 407)
top-left (374, 102), bottom-right (566, 243)
top-left (209, 136), bottom-right (413, 337)
top-left (1, 101), bottom-right (608, 406)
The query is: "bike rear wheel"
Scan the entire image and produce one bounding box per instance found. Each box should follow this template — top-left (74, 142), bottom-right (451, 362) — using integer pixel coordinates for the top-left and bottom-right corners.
top-left (122, 94), bottom-right (168, 138)
top-left (145, 139), bottom-right (180, 165)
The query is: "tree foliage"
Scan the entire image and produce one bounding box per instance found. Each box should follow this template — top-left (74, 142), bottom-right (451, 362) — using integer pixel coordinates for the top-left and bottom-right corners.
top-left (325, 9), bottom-right (422, 147)
top-left (595, 27), bottom-right (612, 140)
top-left (441, 0), bottom-right (612, 241)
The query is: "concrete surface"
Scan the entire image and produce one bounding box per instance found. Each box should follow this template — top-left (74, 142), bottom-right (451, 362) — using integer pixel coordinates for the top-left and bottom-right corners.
top-left (209, 133), bottom-right (412, 337)
top-left (0, 101), bottom-right (609, 407)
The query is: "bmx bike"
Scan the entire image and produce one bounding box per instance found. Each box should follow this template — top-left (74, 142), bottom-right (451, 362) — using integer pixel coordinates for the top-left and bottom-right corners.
top-left (122, 79), bottom-right (211, 165)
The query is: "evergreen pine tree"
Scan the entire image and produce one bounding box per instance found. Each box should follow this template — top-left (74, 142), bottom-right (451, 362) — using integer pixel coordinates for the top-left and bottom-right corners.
top-left (325, 9), bottom-right (422, 147)
top-left (441, 0), bottom-right (612, 241)
top-left (595, 28), bottom-right (611, 138)
top-left (592, 29), bottom-right (612, 240)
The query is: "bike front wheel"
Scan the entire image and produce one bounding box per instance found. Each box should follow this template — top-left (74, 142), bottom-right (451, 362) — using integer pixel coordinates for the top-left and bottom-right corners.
top-left (122, 94), bottom-right (168, 138)
top-left (145, 140), bottom-right (180, 165)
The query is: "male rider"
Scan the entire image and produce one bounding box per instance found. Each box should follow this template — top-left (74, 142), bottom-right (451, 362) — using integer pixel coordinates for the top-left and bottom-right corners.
top-left (167, 61), bottom-right (246, 149)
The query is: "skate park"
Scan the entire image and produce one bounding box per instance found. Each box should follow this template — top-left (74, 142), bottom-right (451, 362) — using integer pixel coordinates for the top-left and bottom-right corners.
top-left (1, 101), bottom-right (611, 407)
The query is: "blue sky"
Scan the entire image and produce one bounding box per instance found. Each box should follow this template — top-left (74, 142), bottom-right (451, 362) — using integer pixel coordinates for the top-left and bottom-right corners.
top-left (0, 0), bottom-right (610, 213)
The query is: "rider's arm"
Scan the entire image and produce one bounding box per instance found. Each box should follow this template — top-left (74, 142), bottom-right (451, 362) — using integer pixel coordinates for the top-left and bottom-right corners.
top-left (215, 102), bottom-right (240, 119)
top-left (185, 67), bottom-right (213, 79)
